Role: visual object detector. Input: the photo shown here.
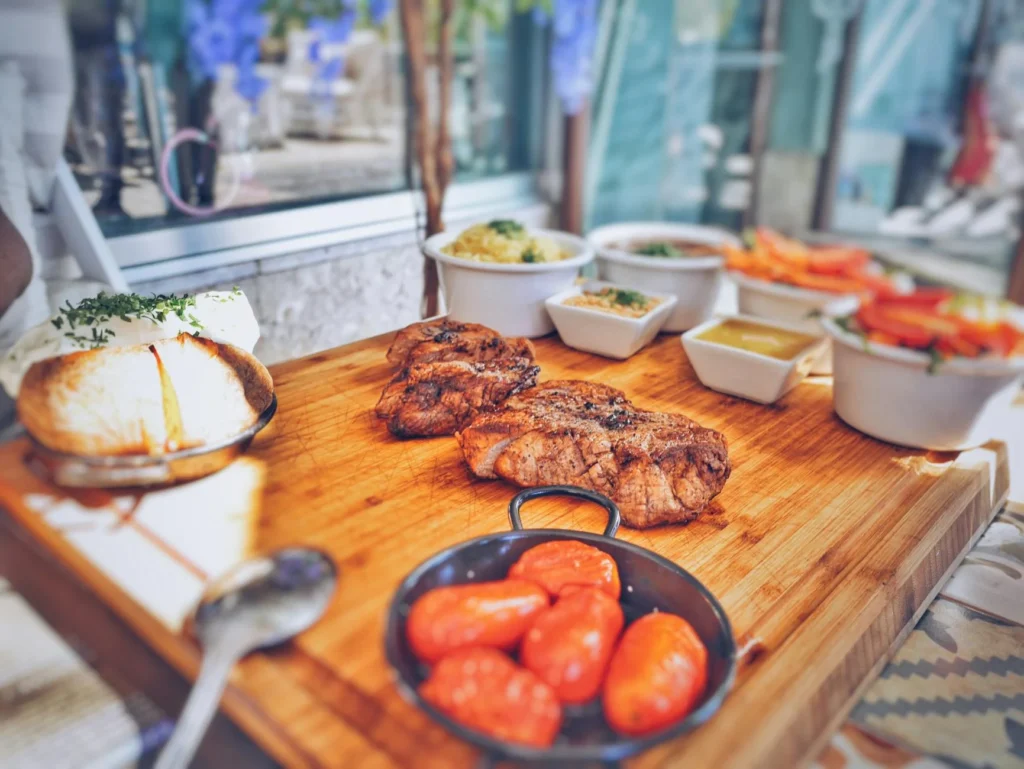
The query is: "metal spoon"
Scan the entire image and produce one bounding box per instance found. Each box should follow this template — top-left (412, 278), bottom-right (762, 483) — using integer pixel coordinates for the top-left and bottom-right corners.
top-left (155, 547), bottom-right (337, 769)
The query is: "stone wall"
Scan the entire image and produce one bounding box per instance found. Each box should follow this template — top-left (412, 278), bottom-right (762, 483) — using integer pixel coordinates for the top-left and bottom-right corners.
top-left (130, 203), bottom-right (552, 364)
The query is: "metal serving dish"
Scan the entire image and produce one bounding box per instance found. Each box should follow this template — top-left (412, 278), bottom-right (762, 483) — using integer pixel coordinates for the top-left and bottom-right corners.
top-left (27, 395), bottom-right (277, 488)
top-left (385, 485), bottom-right (737, 766)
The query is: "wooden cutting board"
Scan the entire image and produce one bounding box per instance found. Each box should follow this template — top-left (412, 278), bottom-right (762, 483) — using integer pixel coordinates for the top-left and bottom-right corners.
top-left (0, 332), bottom-right (1012, 769)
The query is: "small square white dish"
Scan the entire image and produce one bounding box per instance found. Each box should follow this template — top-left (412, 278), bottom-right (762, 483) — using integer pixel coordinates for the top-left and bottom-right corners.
top-left (681, 314), bottom-right (829, 404)
top-left (545, 281), bottom-right (677, 359)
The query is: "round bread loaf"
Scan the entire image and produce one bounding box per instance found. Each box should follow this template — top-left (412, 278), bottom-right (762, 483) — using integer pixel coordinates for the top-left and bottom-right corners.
top-left (17, 333), bottom-right (273, 456)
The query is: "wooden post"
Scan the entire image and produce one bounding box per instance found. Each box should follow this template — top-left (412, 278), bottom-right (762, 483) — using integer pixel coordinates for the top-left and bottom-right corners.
top-left (561, 106), bottom-right (590, 234)
top-left (1008, 218), bottom-right (1024, 303)
top-left (812, 10), bottom-right (863, 230)
top-left (746, 0), bottom-right (784, 228)
top-left (400, 0), bottom-right (452, 319)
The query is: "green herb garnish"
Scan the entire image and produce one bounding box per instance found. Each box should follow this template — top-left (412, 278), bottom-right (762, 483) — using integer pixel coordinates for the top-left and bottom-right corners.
top-left (49, 291), bottom-right (204, 348)
top-left (925, 345), bottom-right (945, 375)
top-left (63, 326), bottom-right (116, 349)
top-left (488, 220), bottom-right (526, 239)
top-left (212, 286), bottom-right (242, 303)
top-left (635, 241), bottom-right (683, 258)
top-left (601, 288), bottom-right (648, 308)
top-left (521, 248), bottom-right (539, 263)
top-left (833, 316), bottom-right (856, 333)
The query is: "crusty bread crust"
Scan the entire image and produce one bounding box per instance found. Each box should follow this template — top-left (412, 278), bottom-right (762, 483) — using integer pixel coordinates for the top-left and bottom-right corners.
top-left (18, 344), bottom-right (168, 455)
top-left (150, 335), bottom-right (273, 450)
top-left (17, 333), bottom-right (273, 456)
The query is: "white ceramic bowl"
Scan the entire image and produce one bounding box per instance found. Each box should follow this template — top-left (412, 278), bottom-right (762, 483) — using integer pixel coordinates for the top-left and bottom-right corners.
top-left (822, 317), bottom-right (1024, 451)
top-left (730, 271), bottom-right (860, 375)
top-left (588, 222), bottom-right (740, 333)
top-left (423, 227), bottom-right (594, 337)
top-left (545, 280), bottom-right (677, 359)
top-left (681, 315), bottom-right (829, 405)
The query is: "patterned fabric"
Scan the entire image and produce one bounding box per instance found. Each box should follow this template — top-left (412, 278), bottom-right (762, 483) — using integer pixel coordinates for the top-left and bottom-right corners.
top-left (0, 579), bottom-right (171, 769)
top-left (816, 505), bottom-right (1024, 769)
top-left (852, 599), bottom-right (1024, 768)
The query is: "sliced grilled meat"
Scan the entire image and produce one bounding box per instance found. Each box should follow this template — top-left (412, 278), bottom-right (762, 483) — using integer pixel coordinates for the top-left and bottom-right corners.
top-left (457, 381), bottom-right (730, 528)
top-left (376, 357), bottom-right (539, 438)
top-left (386, 319), bottom-right (535, 367)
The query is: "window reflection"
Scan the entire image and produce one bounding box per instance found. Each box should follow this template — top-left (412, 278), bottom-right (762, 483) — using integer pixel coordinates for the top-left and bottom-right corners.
top-left (65, 0), bottom-right (532, 235)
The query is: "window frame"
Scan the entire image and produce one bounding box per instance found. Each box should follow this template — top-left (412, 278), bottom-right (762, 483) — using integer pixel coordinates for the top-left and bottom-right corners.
top-left (92, 9), bottom-right (551, 281)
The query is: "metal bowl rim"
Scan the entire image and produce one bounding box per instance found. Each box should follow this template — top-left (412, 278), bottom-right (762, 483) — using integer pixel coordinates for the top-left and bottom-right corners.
top-left (27, 393), bottom-right (278, 468)
top-left (384, 527), bottom-right (738, 763)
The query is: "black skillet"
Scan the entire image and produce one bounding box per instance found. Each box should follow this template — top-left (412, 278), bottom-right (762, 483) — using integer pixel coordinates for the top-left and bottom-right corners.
top-left (384, 485), bottom-right (737, 766)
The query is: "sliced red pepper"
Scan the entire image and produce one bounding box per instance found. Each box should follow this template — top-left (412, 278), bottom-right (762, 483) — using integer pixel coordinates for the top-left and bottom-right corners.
top-left (952, 317), bottom-right (1024, 356)
top-left (806, 247), bottom-right (871, 276)
top-left (881, 307), bottom-right (961, 337)
top-left (852, 271), bottom-right (903, 300)
top-left (855, 305), bottom-right (953, 349)
top-left (866, 330), bottom-right (901, 346)
top-left (876, 287), bottom-right (955, 310)
top-left (787, 271), bottom-right (868, 295)
top-left (755, 228), bottom-right (809, 270)
top-left (937, 336), bottom-right (982, 358)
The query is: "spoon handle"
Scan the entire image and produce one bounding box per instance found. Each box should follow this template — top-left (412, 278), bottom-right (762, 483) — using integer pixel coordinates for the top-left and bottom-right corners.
top-left (155, 641), bottom-right (243, 769)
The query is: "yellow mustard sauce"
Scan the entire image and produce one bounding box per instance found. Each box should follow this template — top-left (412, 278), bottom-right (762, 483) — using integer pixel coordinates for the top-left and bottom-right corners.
top-left (696, 319), bottom-right (819, 360)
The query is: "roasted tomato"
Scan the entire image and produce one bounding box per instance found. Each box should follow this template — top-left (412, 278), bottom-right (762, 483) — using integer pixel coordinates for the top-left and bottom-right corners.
top-left (405, 580), bottom-right (549, 663)
top-left (520, 587), bottom-right (625, 704)
top-left (507, 540), bottom-right (621, 600)
top-left (419, 648), bottom-right (562, 748)
top-left (603, 613), bottom-right (708, 737)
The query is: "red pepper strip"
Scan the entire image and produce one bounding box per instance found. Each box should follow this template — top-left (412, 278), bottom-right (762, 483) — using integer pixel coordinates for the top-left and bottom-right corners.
top-left (875, 287), bottom-right (955, 309)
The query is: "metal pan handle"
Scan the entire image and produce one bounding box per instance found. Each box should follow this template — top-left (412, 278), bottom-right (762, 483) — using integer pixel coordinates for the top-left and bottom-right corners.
top-left (508, 485), bottom-right (620, 539)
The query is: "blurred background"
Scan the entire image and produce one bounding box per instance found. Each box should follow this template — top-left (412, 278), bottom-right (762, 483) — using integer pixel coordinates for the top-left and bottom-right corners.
top-left (30, 0), bottom-right (1024, 359)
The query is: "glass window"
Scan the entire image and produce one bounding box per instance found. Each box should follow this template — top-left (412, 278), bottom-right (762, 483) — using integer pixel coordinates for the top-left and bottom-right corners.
top-left (826, 0), bottom-right (1021, 288)
top-left (585, 0), bottom-right (771, 230)
top-left (64, 0), bottom-right (544, 239)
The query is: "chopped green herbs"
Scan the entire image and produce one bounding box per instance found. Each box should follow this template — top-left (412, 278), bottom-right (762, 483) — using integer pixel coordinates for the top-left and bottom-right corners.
top-left (601, 288), bottom-right (648, 308)
top-left (488, 220), bottom-right (526, 239)
top-left (211, 286), bottom-right (242, 303)
top-left (521, 248), bottom-right (539, 263)
top-left (49, 291), bottom-right (203, 348)
top-left (634, 241), bottom-right (683, 258)
top-left (926, 346), bottom-right (944, 375)
top-left (63, 326), bottom-right (116, 349)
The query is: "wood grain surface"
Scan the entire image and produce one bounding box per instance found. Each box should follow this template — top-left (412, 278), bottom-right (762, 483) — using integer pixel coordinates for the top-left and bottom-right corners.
top-left (0, 332), bottom-right (1013, 769)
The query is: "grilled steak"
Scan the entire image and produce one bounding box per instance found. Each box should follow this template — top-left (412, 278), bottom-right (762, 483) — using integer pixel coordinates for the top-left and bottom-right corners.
top-left (386, 319), bottom-right (535, 367)
top-left (376, 357), bottom-right (539, 438)
top-left (457, 381), bottom-right (730, 528)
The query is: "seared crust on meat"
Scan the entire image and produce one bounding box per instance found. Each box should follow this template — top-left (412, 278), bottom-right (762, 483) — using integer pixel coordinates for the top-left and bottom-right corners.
top-left (456, 381), bottom-right (730, 528)
top-left (386, 319), bottom-right (535, 367)
top-left (377, 319), bottom-right (540, 438)
top-left (375, 357), bottom-right (539, 438)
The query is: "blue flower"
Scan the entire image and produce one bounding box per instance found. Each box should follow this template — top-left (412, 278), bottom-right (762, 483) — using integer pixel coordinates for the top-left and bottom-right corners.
top-left (310, 11), bottom-right (356, 44)
top-left (186, 0), bottom-right (268, 105)
top-left (189, 18), bottom-right (237, 79)
top-left (236, 68), bottom-right (269, 103)
top-left (369, 0), bottom-right (392, 25)
top-left (544, 0), bottom-right (598, 115)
